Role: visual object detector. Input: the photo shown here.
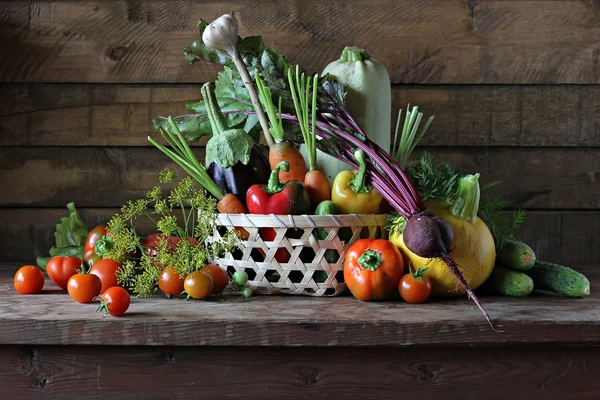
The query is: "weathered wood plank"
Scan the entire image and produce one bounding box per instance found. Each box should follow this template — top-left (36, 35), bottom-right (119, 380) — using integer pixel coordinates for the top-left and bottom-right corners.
top-left (0, 146), bottom-right (598, 209)
top-left (2, 345), bottom-right (600, 399)
top-left (1, 208), bottom-right (598, 267)
top-left (0, 267), bottom-right (599, 347)
top-left (2, 83), bottom-right (600, 146)
top-left (2, 1), bottom-right (600, 84)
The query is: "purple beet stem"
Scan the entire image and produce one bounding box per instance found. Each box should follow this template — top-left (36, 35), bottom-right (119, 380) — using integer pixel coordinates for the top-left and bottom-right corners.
top-left (440, 252), bottom-right (498, 331)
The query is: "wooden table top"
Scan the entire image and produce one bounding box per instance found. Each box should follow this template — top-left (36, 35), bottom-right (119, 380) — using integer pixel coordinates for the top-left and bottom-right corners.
top-left (1, 263), bottom-right (598, 347)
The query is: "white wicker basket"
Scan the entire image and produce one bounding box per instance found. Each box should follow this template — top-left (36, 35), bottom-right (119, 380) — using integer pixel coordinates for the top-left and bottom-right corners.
top-left (208, 213), bottom-right (389, 296)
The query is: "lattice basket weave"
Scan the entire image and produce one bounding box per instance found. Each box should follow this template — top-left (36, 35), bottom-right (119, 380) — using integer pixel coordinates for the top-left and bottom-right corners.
top-left (208, 213), bottom-right (389, 296)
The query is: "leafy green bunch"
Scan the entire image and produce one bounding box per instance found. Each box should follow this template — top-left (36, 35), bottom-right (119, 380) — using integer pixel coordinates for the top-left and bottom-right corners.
top-left (107, 168), bottom-right (240, 297)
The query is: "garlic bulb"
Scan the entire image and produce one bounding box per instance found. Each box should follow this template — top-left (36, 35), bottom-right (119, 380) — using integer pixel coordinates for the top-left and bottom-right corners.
top-left (202, 14), bottom-right (239, 54)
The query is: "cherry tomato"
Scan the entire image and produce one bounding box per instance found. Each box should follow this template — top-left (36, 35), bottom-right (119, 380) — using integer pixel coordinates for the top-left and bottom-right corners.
top-left (344, 239), bottom-right (405, 301)
top-left (202, 264), bottom-right (229, 294)
top-left (46, 256), bottom-right (81, 289)
top-left (98, 287), bottom-right (130, 317)
top-left (142, 233), bottom-right (165, 257)
top-left (184, 271), bottom-right (213, 300)
top-left (67, 273), bottom-right (102, 303)
top-left (233, 270), bottom-right (248, 286)
top-left (158, 266), bottom-right (185, 296)
top-left (90, 259), bottom-right (121, 294)
top-left (399, 266), bottom-right (432, 304)
top-left (14, 266), bottom-right (44, 294)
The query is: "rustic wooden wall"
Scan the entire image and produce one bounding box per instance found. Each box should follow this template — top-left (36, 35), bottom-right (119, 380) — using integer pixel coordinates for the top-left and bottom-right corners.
top-left (0, 0), bottom-right (599, 267)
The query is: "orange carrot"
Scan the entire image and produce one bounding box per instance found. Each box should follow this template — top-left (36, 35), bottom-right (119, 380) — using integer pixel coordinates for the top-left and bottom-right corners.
top-left (268, 141), bottom-right (307, 182)
top-left (304, 169), bottom-right (331, 206)
top-left (217, 193), bottom-right (250, 240)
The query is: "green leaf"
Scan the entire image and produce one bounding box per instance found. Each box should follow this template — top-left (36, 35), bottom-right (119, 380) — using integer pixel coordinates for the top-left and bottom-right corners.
top-left (318, 74), bottom-right (347, 113)
top-left (37, 203), bottom-right (89, 270)
top-left (153, 115), bottom-right (211, 143)
top-left (205, 129), bottom-right (254, 168)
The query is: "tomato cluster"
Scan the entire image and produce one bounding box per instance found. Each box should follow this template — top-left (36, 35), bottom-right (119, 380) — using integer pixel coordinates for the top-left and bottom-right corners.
top-left (158, 263), bottom-right (242, 300)
top-left (14, 225), bottom-right (131, 317)
top-left (14, 227), bottom-right (253, 318)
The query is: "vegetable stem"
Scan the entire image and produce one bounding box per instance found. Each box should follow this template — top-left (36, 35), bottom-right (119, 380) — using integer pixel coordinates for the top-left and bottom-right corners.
top-left (201, 83), bottom-right (228, 135)
top-left (357, 249), bottom-right (382, 271)
top-left (255, 74), bottom-right (285, 143)
top-left (265, 161), bottom-right (289, 194)
top-left (287, 66), bottom-right (319, 171)
top-left (230, 48), bottom-right (274, 147)
top-left (148, 120), bottom-right (224, 200)
top-left (449, 174), bottom-right (481, 223)
top-left (348, 149), bottom-right (370, 193)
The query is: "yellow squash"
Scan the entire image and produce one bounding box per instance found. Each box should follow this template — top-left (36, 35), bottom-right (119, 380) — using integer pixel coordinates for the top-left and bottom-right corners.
top-left (389, 175), bottom-right (496, 296)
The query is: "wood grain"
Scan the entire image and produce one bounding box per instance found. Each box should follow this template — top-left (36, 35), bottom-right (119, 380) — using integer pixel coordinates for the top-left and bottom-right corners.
top-left (0, 266), bottom-right (599, 347)
top-left (2, 345), bottom-right (600, 399)
top-left (2, 1), bottom-right (600, 84)
top-left (1, 208), bottom-right (598, 267)
top-left (3, 83), bottom-right (600, 147)
top-left (0, 146), bottom-right (598, 209)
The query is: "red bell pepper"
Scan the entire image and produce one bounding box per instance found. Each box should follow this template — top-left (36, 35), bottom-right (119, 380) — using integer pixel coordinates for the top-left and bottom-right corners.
top-left (246, 161), bottom-right (311, 262)
top-left (83, 225), bottom-right (108, 267)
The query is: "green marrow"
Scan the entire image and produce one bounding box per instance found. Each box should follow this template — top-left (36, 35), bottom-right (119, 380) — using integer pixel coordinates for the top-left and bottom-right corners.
top-left (526, 261), bottom-right (590, 297)
top-left (497, 239), bottom-right (536, 271)
top-left (488, 266), bottom-right (534, 297)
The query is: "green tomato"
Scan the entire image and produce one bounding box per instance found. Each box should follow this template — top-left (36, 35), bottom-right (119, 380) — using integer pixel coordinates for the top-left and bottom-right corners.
top-left (242, 287), bottom-right (253, 298)
top-left (233, 270), bottom-right (248, 286)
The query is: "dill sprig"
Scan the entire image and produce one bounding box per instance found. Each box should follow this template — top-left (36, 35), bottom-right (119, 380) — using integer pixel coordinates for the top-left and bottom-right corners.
top-left (478, 195), bottom-right (526, 249)
top-left (405, 152), bottom-right (462, 203)
top-left (109, 168), bottom-right (240, 298)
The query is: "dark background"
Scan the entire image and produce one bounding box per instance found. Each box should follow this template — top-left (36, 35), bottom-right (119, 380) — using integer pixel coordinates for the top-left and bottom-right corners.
top-left (1, 0), bottom-right (599, 269)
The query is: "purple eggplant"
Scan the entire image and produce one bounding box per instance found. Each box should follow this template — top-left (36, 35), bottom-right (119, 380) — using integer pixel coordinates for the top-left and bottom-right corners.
top-left (208, 145), bottom-right (270, 206)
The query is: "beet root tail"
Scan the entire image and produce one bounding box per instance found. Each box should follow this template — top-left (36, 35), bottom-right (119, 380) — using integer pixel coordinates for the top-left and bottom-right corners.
top-left (439, 252), bottom-right (500, 332)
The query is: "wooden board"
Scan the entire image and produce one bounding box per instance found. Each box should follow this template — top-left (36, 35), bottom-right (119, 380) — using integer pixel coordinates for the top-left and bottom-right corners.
top-left (0, 146), bottom-right (598, 209)
top-left (3, 83), bottom-right (600, 147)
top-left (2, 344), bottom-right (600, 400)
top-left (2, 1), bottom-right (600, 84)
top-left (1, 208), bottom-right (598, 267)
top-left (0, 266), bottom-right (599, 347)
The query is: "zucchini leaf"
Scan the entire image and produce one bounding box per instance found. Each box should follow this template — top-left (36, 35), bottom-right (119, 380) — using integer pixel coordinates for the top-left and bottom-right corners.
top-left (36, 203), bottom-right (89, 270)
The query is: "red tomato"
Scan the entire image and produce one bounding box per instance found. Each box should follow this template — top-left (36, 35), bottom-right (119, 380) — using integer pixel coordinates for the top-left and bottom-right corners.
top-left (168, 236), bottom-right (200, 249)
top-left (98, 287), bottom-right (130, 317)
top-left (90, 259), bottom-right (121, 294)
top-left (343, 239), bottom-right (405, 301)
top-left (399, 267), bottom-right (432, 304)
top-left (46, 256), bottom-right (81, 289)
top-left (14, 266), bottom-right (44, 294)
top-left (142, 233), bottom-right (165, 257)
top-left (142, 235), bottom-right (199, 257)
top-left (158, 266), bottom-right (185, 296)
top-left (67, 274), bottom-right (102, 303)
top-left (184, 271), bottom-right (213, 300)
top-left (202, 264), bottom-right (229, 294)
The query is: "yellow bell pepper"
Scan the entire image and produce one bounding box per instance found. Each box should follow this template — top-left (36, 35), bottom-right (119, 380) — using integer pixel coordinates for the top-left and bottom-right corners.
top-left (331, 150), bottom-right (383, 214)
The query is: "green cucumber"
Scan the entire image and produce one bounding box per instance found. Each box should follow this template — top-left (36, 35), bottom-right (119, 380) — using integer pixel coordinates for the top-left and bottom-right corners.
top-left (488, 266), bottom-right (534, 297)
top-left (497, 239), bottom-right (536, 271)
top-left (526, 261), bottom-right (590, 297)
